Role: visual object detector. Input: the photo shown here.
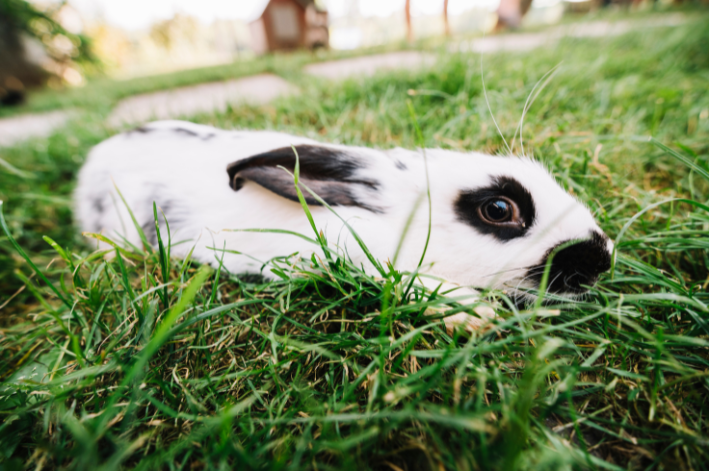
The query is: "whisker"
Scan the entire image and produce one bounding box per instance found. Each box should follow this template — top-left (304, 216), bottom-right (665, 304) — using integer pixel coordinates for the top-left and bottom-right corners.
top-left (511, 62), bottom-right (563, 157)
top-left (545, 271), bottom-right (564, 292)
top-left (480, 49), bottom-right (512, 155)
top-left (480, 263), bottom-right (549, 278)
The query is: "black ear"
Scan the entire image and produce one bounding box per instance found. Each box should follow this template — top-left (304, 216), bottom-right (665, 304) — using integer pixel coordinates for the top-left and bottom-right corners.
top-left (226, 145), bottom-right (380, 212)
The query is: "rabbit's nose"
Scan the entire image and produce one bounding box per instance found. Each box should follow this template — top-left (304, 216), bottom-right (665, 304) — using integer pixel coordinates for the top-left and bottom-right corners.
top-left (534, 231), bottom-right (612, 294)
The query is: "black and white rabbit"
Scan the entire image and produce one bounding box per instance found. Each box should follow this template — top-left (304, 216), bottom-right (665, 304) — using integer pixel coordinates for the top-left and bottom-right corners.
top-left (76, 120), bottom-right (613, 331)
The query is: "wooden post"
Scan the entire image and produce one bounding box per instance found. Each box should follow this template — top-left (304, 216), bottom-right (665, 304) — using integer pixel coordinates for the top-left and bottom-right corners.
top-left (496, 0), bottom-right (534, 29)
top-left (405, 0), bottom-right (413, 44)
top-left (443, 0), bottom-right (450, 36)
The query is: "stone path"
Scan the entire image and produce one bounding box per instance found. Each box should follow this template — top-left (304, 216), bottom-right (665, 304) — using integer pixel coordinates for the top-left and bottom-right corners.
top-left (304, 51), bottom-right (437, 80)
top-left (454, 13), bottom-right (688, 54)
top-left (107, 73), bottom-right (297, 126)
top-left (0, 110), bottom-right (70, 147)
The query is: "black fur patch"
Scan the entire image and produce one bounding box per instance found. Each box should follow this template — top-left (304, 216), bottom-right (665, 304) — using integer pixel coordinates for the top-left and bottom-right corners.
top-left (92, 197), bottom-right (104, 214)
top-left (227, 145), bottom-right (380, 212)
top-left (395, 160), bottom-right (408, 171)
top-left (141, 218), bottom-right (158, 248)
top-left (89, 191), bottom-right (106, 232)
top-left (141, 196), bottom-right (182, 248)
top-left (529, 231), bottom-right (611, 294)
top-left (173, 127), bottom-right (215, 140)
top-left (174, 127), bottom-right (200, 137)
top-left (129, 125), bottom-right (153, 134)
top-left (454, 176), bottom-right (536, 241)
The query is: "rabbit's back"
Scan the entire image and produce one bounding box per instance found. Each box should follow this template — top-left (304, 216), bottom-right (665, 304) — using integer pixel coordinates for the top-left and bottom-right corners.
top-left (74, 121), bottom-right (381, 274)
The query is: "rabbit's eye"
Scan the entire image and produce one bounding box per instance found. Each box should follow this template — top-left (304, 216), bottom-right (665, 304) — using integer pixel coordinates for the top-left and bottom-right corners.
top-left (455, 177), bottom-right (535, 240)
top-left (484, 199), bottom-right (511, 222)
top-left (479, 197), bottom-right (520, 225)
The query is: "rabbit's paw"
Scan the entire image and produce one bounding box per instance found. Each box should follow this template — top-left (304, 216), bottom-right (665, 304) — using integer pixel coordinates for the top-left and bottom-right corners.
top-left (424, 304), bottom-right (496, 334)
top-left (443, 306), bottom-right (496, 334)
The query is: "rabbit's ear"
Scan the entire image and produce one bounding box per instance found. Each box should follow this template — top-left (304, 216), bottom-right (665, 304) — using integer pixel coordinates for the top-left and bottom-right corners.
top-left (227, 145), bottom-right (381, 212)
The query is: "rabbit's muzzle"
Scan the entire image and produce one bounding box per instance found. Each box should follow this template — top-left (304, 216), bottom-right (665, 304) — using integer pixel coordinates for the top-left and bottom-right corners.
top-left (530, 231), bottom-right (612, 295)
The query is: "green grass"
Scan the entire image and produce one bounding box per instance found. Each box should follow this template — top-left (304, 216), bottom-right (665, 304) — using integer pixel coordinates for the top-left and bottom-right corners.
top-left (1, 12), bottom-right (709, 470)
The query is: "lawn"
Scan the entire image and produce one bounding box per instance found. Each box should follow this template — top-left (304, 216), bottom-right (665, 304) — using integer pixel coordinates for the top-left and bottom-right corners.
top-left (1, 11), bottom-right (709, 470)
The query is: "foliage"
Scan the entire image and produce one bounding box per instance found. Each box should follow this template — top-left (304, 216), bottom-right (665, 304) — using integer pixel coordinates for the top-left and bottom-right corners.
top-left (0, 0), bottom-right (97, 87)
top-left (1, 13), bottom-right (708, 470)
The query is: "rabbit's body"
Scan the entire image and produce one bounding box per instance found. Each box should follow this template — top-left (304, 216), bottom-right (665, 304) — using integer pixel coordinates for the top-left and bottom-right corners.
top-left (77, 121), bottom-right (426, 279)
top-left (76, 120), bottom-right (613, 330)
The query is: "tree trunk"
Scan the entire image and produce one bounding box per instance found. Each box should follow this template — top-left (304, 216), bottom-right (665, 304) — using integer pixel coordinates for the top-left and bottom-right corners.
top-left (443, 0), bottom-right (450, 36)
top-left (0, 15), bottom-right (44, 106)
top-left (405, 0), bottom-right (413, 44)
top-left (496, 0), bottom-right (534, 29)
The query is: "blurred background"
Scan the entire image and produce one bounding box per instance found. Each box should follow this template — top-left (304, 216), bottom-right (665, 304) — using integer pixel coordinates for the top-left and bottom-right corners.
top-left (1, 0), bottom-right (708, 147)
top-left (2, 0), bottom-right (704, 103)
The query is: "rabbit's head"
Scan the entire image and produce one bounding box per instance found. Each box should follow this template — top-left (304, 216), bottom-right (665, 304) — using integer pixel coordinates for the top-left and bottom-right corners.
top-left (385, 147), bottom-right (613, 299)
top-left (226, 144), bottom-right (613, 299)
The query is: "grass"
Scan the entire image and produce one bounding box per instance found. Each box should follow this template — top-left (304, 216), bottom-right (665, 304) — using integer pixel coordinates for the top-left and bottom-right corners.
top-left (1, 11), bottom-right (709, 470)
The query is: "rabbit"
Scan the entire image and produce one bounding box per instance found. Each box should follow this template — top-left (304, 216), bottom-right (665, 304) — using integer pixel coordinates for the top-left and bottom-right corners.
top-left (75, 120), bottom-right (613, 332)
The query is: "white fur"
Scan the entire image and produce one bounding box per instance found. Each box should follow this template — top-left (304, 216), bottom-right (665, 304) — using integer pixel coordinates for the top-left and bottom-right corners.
top-left (76, 120), bottom-right (612, 331)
